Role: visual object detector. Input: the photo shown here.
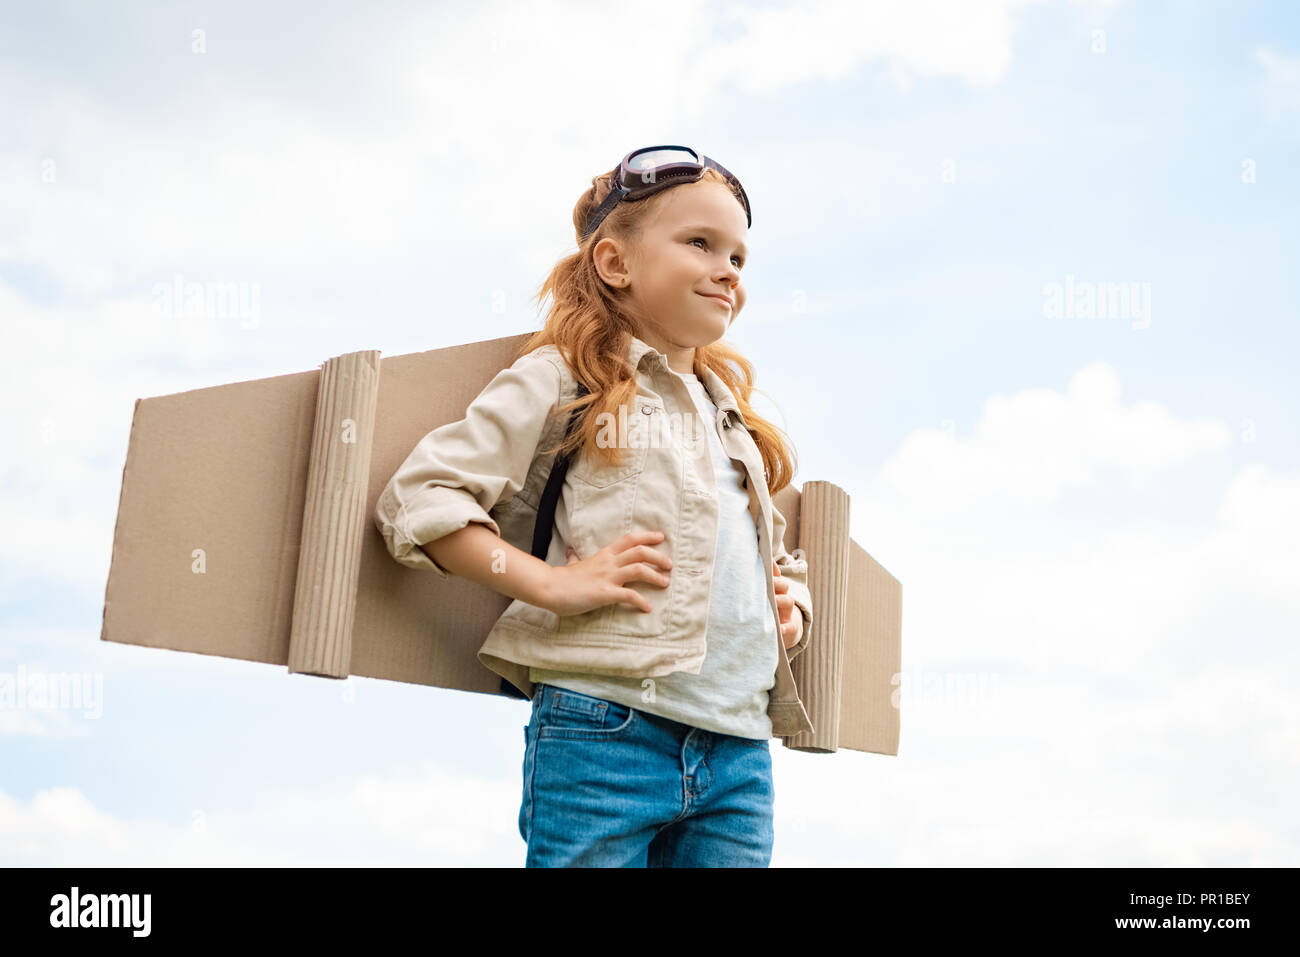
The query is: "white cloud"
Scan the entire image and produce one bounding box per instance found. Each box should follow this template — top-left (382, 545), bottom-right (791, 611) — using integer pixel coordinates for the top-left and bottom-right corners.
top-left (0, 763), bottom-right (524, 866)
top-left (880, 360), bottom-right (1232, 509)
top-left (0, 0), bottom-right (1077, 301)
top-left (694, 0), bottom-right (1052, 97)
top-left (855, 364), bottom-right (1295, 675)
top-left (775, 662), bottom-right (1299, 866)
top-left (761, 363), bottom-right (1299, 864)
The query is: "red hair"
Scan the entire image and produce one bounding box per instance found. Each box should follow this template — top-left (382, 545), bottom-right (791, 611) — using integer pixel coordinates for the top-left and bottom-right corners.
top-left (517, 166), bottom-right (797, 496)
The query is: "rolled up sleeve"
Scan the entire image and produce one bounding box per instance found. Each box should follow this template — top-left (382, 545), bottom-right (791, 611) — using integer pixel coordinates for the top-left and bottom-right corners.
top-left (771, 498), bottom-right (814, 661)
top-left (373, 351), bottom-right (563, 578)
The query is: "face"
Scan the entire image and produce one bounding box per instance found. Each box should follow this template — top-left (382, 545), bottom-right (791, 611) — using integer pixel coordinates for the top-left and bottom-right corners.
top-left (594, 179), bottom-right (749, 367)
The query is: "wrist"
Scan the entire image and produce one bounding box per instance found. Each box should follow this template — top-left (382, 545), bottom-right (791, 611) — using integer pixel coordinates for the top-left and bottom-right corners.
top-left (520, 557), bottom-right (557, 612)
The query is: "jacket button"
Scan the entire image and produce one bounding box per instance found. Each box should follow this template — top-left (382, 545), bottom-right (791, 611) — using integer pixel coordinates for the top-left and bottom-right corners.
top-left (642, 405), bottom-right (653, 415)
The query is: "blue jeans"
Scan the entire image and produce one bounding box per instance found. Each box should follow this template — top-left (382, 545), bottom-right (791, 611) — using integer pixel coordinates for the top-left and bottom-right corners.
top-left (519, 683), bottom-right (775, 867)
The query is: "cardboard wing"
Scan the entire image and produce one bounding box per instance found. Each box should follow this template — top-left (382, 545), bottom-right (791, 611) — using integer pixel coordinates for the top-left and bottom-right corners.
top-left (775, 481), bottom-right (902, 756)
top-left (101, 332), bottom-right (901, 754)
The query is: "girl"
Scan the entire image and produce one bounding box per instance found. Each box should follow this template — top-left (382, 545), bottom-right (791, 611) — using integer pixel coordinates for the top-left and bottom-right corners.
top-left (374, 146), bottom-right (815, 867)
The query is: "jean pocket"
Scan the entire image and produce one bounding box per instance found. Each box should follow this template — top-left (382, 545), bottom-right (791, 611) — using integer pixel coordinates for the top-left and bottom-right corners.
top-left (538, 686), bottom-right (636, 739)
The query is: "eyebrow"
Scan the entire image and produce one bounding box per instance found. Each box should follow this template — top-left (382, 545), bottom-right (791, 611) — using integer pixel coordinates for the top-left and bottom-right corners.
top-left (678, 225), bottom-right (748, 258)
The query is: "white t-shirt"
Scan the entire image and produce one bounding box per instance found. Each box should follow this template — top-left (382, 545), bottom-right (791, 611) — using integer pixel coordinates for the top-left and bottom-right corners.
top-left (529, 370), bottom-right (779, 740)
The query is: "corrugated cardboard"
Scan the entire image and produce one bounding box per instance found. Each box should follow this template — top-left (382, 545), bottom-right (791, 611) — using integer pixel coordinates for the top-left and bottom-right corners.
top-left (101, 332), bottom-right (901, 754)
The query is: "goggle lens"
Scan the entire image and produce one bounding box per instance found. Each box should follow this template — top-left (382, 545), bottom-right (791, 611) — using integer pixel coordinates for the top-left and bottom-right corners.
top-left (626, 147), bottom-right (698, 184)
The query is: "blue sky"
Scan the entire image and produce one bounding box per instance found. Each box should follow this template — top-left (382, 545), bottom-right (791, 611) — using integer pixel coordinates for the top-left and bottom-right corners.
top-left (2, 0), bottom-right (1297, 865)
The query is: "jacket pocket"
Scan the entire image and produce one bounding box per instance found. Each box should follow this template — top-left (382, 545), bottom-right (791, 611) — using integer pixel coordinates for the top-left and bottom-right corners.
top-left (569, 399), bottom-right (657, 488)
top-left (507, 596), bottom-right (560, 633)
top-left (502, 594), bottom-right (613, 641)
top-left (588, 532), bottom-right (676, 643)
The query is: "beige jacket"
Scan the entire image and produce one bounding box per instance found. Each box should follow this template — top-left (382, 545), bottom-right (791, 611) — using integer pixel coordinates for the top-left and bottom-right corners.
top-left (373, 334), bottom-right (815, 737)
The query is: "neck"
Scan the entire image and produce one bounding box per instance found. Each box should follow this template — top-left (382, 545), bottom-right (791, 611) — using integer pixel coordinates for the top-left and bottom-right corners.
top-left (633, 325), bottom-right (696, 376)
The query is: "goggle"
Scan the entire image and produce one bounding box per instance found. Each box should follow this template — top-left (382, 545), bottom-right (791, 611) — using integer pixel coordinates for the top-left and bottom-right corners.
top-left (581, 145), bottom-right (752, 243)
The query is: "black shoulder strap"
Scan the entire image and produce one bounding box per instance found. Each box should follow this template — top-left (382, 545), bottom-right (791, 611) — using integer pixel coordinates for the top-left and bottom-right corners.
top-left (501, 382), bottom-right (589, 702)
top-left (529, 381), bottom-right (589, 560)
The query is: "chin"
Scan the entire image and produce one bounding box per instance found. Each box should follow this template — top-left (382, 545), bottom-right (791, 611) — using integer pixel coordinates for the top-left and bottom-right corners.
top-left (691, 303), bottom-right (730, 334)
top-left (697, 314), bottom-right (730, 342)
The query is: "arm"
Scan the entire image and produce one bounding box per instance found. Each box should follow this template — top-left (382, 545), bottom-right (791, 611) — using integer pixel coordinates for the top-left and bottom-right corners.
top-left (418, 523), bottom-right (555, 609)
top-left (374, 351), bottom-right (562, 580)
top-left (771, 498), bottom-right (814, 661)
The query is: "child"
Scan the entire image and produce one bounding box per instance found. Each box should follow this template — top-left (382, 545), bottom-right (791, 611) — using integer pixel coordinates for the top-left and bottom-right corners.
top-left (374, 146), bottom-right (815, 867)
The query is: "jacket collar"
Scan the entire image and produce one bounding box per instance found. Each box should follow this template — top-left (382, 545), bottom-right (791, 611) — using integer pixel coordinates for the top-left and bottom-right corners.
top-left (627, 333), bottom-right (746, 426)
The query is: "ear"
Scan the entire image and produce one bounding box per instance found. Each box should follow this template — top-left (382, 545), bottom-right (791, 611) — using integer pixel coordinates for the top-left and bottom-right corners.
top-left (592, 237), bottom-right (632, 289)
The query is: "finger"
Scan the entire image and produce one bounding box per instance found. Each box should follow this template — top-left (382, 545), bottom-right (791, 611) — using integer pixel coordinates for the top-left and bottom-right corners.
top-left (619, 588), bottom-right (653, 613)
top-left (773, 577), bottom-right (789, 593)
top-left (615, 562), bottom-right (668, 588)
top-left (620, 530), bottom-right (665, 550)
top-left (617, 544), bottom-right (673, 571)
top-left (772, 562), bottom-right (782, 576)
top-left (639, 562), bottom-right (671, 587)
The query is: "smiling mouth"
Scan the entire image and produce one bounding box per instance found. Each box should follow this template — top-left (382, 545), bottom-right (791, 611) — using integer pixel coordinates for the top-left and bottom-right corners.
top-left (698, 293), bottom-right (732, 309)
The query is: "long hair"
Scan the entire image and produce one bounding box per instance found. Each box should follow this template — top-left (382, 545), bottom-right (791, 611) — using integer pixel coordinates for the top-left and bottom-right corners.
top-left (515, 166), bottom-right (797, 496)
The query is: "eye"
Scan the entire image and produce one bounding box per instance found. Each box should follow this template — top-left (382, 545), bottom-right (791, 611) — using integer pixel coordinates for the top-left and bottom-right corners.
top-left (688, 237), bottom-right (745, 269)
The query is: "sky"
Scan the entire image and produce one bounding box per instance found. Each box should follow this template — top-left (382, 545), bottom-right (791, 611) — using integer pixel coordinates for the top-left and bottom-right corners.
top-left (1, 0), bottom-right (1297, 866)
